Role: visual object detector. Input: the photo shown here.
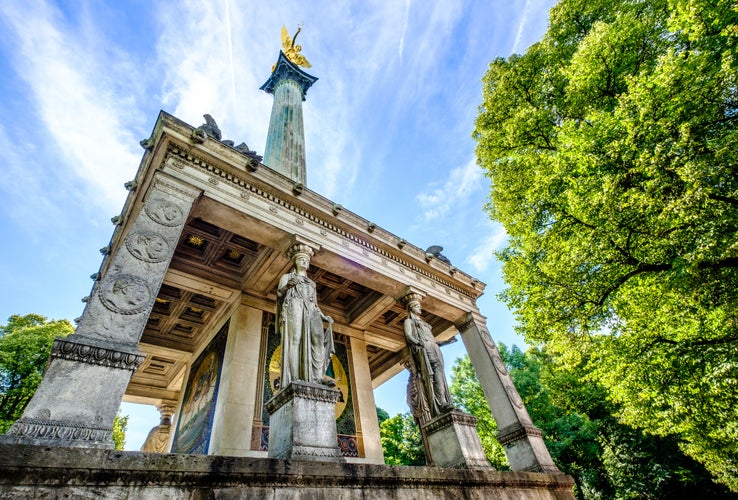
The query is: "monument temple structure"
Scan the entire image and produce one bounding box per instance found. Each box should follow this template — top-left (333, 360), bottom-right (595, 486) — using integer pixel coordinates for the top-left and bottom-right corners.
top-left (0, 28), bottom-right (574, 498)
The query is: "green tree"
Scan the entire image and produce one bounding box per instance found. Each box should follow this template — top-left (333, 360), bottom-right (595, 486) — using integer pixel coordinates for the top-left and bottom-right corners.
top-left (449, 356), bottom-right (508, 469)
top-left (0, 314), bottom-right (129, 449)
top-left (0, 314), bottom-right (74, 432)
top-left (379, 412), bottom-right (425, 465)
top-left (112, 413), bottom-right (129, 450)
top-left (474, 0), bottom-right (738, 489)
top-left (376, 406), bottom-right (390, 425)
top-left (451, 349), bottom-right (736, 498)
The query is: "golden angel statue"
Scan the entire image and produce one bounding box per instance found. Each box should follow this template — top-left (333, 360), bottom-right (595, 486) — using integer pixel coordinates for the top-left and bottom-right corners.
top-left (279, 24), bottom-right (311, 69)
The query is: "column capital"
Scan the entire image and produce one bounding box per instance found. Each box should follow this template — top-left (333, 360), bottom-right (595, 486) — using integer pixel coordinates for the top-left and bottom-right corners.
top-left (260, 51), bottom-right (318, 100)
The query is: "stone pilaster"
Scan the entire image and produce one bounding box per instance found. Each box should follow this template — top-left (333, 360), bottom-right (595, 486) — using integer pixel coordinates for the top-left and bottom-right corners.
top-left (261, 51), bottom-right (318, 185)
top-left (348, 336), bottom-right (384, 463)
top-left (456, 311), bottom-right (560, 473)
top-left (207, 303), bottom-right (265, 457)
top-left (1, 173), bottom-right (201, 449)
top-left (265, 381), bottom-right (343, 462)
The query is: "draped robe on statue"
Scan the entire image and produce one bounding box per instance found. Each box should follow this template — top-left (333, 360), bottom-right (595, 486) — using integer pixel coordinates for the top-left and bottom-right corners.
top-left (403, 316), bottom-right (452, 417)
top-left (276, 271), bottom-right (334, 387)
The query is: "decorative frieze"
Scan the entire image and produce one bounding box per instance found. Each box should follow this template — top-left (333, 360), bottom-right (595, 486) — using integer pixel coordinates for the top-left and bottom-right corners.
top-left (6, 417), bottom-right (113, 444)
top-left (164, 145), bottom-right (480, 301)
top-left (51, 337), bottom-right (145, 371)
top-left (421, 410), bottom-right (477, 435)
top-left (496, 421), bottom-right (544, 447)
top-left (265, 381), bottom-right (340, 413)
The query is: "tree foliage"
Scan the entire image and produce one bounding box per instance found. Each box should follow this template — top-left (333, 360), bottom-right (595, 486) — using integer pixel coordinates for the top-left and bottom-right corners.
top-left (474, 0), bottom-right (738, 489)
top-left (452, 348), bottom-right (736, 498)
top-left (0, 314), bottom-right (74, 432)
top-left (449, 356), bottom-right (508, 469)
top-left (379, 412), bottom-right (426, 466)
top-left (112, 413), bottom-right (129, 450)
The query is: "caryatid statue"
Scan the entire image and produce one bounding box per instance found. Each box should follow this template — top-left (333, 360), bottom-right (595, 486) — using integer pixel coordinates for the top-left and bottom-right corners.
top-left (276, 243), bottom-right (335, 388)
top-left (401, 292), bottom-right (454, 418)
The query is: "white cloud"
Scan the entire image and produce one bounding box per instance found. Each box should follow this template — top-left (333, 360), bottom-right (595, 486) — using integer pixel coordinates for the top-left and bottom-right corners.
top-left (467, 223), bottom-right (507, 273)
top-left (416, 158), bottom-right (483, 221)
top-left (0, 0), bottom-right (139, 213)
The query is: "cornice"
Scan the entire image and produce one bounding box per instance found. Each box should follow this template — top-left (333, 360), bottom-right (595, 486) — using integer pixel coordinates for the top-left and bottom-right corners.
top-left (164, 144), bottom-right (483, 301)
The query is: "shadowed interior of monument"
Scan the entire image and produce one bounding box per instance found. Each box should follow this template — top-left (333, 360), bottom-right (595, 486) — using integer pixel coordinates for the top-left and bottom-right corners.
top-left (130, 214), bottom-right (453, 405)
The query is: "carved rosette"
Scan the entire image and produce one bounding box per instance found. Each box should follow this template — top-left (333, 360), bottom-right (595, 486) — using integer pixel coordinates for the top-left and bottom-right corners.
top-left (6, 417), bottom-right (113, 444)
top-left (51, 338), bottom-right (145, 372)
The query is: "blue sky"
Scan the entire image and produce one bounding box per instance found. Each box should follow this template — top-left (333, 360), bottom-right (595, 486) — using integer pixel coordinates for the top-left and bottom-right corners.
top-left (0, 0), bottom-right (556, 450)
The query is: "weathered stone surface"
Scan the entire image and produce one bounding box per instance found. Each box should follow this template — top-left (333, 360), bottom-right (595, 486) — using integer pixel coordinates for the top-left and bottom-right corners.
top-left (0, 174), bottom-right (201, 450)
top-left (266, 381), bottom-right (343, 462)
top-left (423, 410), bottom-right (490, 469)
top-left (0, 444), bottom-right (575, 499)
top-left (457, 312), bottom-right (560, 473)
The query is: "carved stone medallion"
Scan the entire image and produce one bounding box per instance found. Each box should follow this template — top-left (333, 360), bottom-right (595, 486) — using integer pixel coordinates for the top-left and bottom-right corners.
top-left (99, 274), bottom-right (153, 315)
top-left (125, 232), bottom-right (171, 263)
top-left (145, 199), bottom-right (184, 227)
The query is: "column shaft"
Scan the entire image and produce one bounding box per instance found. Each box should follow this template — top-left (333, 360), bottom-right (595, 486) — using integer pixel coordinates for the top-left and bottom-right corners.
top-left (457, 311), bottom-right (559, 473)
top-left (1, 173), bottom-right (200, 448)
top-left (349, 336), bottom-right (384, 463)
top-left (263, 79), bottom-right (306, 184)
top-left (208, 303), bottom-right (265, 456)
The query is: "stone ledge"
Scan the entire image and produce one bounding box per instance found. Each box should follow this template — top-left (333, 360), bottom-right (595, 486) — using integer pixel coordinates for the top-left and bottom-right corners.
top-left (0, 444), bottom-right (575, 499)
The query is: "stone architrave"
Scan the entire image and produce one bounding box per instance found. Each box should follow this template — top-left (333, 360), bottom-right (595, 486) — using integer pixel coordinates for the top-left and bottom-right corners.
top-left (1, 173), bottom-right (201, 449)
top-left (265, 381), bottom-right (343, 462)
top-left (456, 311), bottom-right (560, 473)
top-left (422, 410), bottom-right (490, 469)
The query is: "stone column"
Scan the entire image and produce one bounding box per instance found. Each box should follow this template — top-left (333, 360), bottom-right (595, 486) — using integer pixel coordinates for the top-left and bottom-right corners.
top-left (261, 51), bottom-right (318, 185)
top-left (348, 336), bottom-right (384, 464)
top-left (1, 173), bottom-right (200, 449)
top-left (207, 303), bottom-right (265, 457)
top-left (456, 311), bottom-right (559, 473)
top-left (141, 402), bottom-right (176, 453)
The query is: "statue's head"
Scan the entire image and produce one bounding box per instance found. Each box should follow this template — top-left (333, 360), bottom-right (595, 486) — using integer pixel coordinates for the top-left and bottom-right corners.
top-left (400, 291), bottom-right (424, 315)
top-left (287, 243), bottom-right (314, 271)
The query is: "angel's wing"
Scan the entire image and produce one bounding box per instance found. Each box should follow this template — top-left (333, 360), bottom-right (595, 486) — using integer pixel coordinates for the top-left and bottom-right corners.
top-left (293, 54), bottom-right (312, 68)
top-left (280, 25), bottom-right (292, 51)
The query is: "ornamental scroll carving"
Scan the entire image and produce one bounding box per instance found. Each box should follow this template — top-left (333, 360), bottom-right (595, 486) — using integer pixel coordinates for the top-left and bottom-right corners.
top-left (98, 274), bottom-right (153, 315)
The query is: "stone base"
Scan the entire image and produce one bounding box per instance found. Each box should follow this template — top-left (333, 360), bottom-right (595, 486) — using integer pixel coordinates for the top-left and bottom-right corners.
top-left (423, 410), bottom-right (491, 469)
top-left (265, 381), bottom-right (343, 462)
top-left (497, 422), bottom-right (561, 473)
top-left (0, 417), bottom-right (114, 449)
top-left (0, 444), bottom-right (575, 499)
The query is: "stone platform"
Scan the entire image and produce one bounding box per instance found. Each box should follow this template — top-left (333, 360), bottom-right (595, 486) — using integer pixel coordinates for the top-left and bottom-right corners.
top-left (0, 444), bottom-right (575, 499)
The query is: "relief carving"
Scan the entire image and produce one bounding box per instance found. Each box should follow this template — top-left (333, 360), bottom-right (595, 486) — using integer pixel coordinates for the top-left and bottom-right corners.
top-left (125, 232), bottom-right (171, 263)
top-left (144, 198), bottom-right (184, 227)
top-left (99, 274), bottom-right (153, 315)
